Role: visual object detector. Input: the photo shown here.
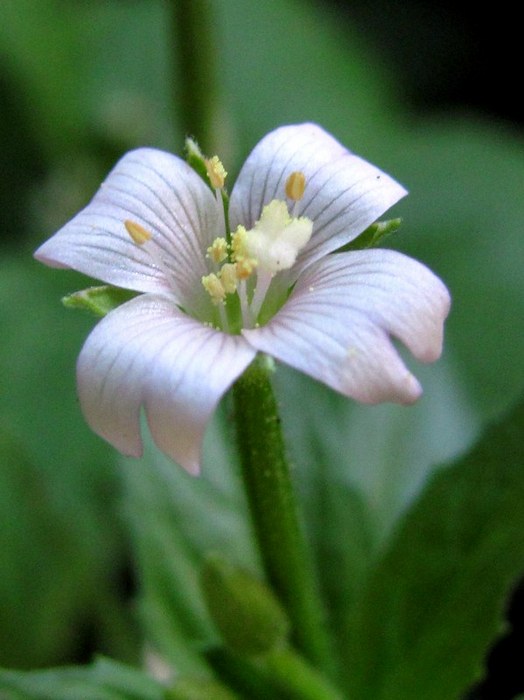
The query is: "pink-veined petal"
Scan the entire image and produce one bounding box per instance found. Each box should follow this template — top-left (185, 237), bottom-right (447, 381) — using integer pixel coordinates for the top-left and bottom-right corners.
top-left (243, 250), bottom-right (450, 404)
top-left (229, 123), bottom-right (407, 279)
top-left (77, 294), bottom-right (256, 475)
top-left (35, 148), bottom-right (220, 317)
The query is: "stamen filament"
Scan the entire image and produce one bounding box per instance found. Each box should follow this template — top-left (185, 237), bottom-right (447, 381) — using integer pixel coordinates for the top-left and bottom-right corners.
top-left (214, 188), bottom-right (227, 243)
top-left (217, 301), bottom-right (229, 332)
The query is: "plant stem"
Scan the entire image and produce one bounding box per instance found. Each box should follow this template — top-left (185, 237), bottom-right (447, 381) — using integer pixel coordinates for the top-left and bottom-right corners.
top-left (232, 355), bottom-right (334, 677)
top-left (169, 0), bottom-right (218, 153)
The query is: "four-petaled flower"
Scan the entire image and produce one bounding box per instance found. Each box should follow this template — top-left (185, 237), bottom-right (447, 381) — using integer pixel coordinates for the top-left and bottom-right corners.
top-left (35, 123), bottom-right (450, 475)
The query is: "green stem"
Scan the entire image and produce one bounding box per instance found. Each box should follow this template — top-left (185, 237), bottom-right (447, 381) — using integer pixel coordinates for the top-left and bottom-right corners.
top-left (232, 355), bottom-right (334, 677)
top-left (170, 0), bottom-right (218, 153)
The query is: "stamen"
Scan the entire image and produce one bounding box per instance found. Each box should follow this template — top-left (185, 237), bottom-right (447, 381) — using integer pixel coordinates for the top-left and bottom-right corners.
top-left (231, 226), bottom-right (258, 280)
top-left (231, 226), bottom-right (248, 260)
top-left (205, 156), bottom-right (227, 189)
top-left (207, 237), bottom-right (228, 264)
top-left (202, 273), bottom-right (226, 305)
top-left (285, 171), bottom-right (306, 201)
top-left (235, 256), bottom-right (257, 280)
top-left (220, 263), bottom-right (239, 294)
top-left (124, 219), bottom-right (152, 245)
top-left (123, 219), bottom-right (175, 287)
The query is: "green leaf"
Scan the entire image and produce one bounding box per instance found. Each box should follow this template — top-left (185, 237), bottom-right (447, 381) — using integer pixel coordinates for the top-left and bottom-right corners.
top-left (344, 394), bottom-right (524, 700)
top-left (382, 121), bottom-right (524, 420)
top-left (0, 0), bottom-right (173, 158)
top-left (0, 257), bottom-right (136, 666)
top-left (62, 285), bottom-right (138, 317)
top-left (0, 657), bottom-right (164, 700)
top-left (218, 0), bottom-right (398, 163)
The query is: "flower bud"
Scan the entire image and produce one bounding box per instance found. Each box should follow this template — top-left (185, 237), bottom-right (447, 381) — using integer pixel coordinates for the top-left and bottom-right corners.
top-left (201, 554), bottom-right (289, 656)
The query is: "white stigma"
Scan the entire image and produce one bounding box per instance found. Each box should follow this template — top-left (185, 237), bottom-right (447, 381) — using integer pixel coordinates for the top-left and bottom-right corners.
top-left (244, 200), bottom-right (313, 275)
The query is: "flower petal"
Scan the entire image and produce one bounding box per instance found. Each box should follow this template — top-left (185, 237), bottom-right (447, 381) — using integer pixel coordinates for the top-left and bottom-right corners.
top-left (243, 250), bottom-right (450, 404)
top-left (34, 148), bottom-right (220, 317)
top-left (77, 294), bottom-right (256, 475)
top-left (229, 123), bottom-right (407, 277)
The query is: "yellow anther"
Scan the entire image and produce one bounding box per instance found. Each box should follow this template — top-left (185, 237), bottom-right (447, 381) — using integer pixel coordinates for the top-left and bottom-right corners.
top-left (205, 156), bottom-right (227, 189)
top-left (285, 171), bottom-right (306, 201)
top-left (207, 237), bottom-right (228, 264)
top-left (220, 263), bottom-right (239, 294)
top-left (231, 226), bottom-right (248, 261)
top-left (202, 273), bottom-right (226, 305)
top-left (235, 256), bottom-right (258, 280)
top-left (124, 220), bottom-right (152, 245)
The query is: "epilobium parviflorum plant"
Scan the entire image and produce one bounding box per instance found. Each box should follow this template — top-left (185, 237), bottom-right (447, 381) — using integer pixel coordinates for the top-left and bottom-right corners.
top-left (32, 122), bottom-right (452, 698)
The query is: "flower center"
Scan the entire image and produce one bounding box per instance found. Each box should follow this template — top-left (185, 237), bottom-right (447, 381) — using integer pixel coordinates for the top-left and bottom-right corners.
top-left (123, 162), bottom-right (313, 334)
top-left (202, 169), bottom-right (313, 331)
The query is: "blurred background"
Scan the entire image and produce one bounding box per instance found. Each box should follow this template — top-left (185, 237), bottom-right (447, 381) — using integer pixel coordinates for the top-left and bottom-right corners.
top-left (1, 1), bottom-right (523, 698)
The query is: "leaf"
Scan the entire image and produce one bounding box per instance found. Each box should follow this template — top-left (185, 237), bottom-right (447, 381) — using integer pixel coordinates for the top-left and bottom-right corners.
top-left (383, 120), bottom-right (524, 420)
top-left (343, 394), bottom-right (524, 700)
top-left (218, 0), bottom-right (398, 164)
top-left (0, 656), bottom-right (164, 700)
top-left (0, 257), bottom-right (136, 666)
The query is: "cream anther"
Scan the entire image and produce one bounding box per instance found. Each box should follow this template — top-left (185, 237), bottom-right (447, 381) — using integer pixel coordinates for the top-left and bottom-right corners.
top-left (285, 171), bottom-right (306, 201)
top-left (220, 263), bottom-right (239, 294)
top-left (205, 156), bottom-right (227, 189)
top-left (207, 237), bottom-right (228, 264)
top-left (231, 226), bottom-right (258, 279)
top-left (124, 220), bottom-right (152, 245)
top-left (235, 256), bottom-right (258, 280)
top-left (202, 273), bottom-right (226, 305)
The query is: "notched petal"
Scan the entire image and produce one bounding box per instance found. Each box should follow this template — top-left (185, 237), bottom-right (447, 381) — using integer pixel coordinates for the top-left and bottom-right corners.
top-left (77, 295), bottom-right (256, 474)
top-left (229, 123), bottom-right (407, 279)
top-left (35, 147), bottom-right (220, 314)
top-left (243, 249), bottom-right (450, 405)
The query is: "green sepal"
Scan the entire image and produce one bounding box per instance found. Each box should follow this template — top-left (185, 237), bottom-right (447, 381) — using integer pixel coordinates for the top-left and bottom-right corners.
top-left (201, 553), bottom-right (290, 656)
top-left (338, 217), bottom-right (402, 252)
top-left (184, 137), bottom-right (210, 186)
top-left (165, 677), bottom-right (239, 700)
top-left (62, 285), bottom-right (139, 317)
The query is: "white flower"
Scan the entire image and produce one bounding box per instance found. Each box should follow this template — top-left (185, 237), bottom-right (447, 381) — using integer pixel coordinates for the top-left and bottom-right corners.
top-left (35, 123), bottom-right (450, 475)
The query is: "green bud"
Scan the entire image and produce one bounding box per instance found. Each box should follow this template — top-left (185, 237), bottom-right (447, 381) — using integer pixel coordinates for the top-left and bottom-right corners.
top-left (165, 677), bottom-right (238, 700)
top-left (338, 217), bottom-right (402, 252)
top-left (62, 285), bottom-right (138, 317)
top-left (201, 554), bottom-right (290, 656)
top-left (184, 137), bottom-right (211, 187)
